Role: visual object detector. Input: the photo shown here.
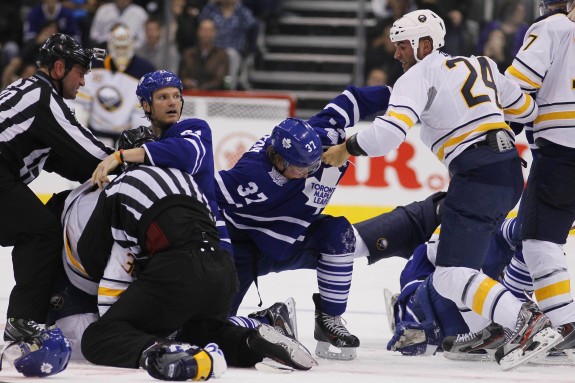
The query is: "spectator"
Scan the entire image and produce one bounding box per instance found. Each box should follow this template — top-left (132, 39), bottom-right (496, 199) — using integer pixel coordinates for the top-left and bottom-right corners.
top-left (365, 0), bottom-right (412, 85)
top-left (170, 0), bottom-right (207, 52)
top-left (0, 1), bottom-right (23, 75)
top-left (2, 20), bottom-right (59, 89)
top-left (62, 0), bottom-right (102, 48)
top-left (23, 0), bottom-right (80, 43)
top-left (179, 19), bottom-right (229, 90)
top-left (199, 0), bottom-right (258, 90)
top-left (90, 0), bottom-right (148, 49)
top-left (477, 0), bottom-right (529, 72)
top-left (365, 67), bottom-right (389, 87)
top-left (70, 23), bottom-right (155, 147)
top-left (365, 24), bottom-right (404, 85)
top-left (415, 0), bottom-right (476, 56)
top-left (481, 28), bottom-right (509, 72)
top-left (136, 18), bottom-right (180, 74)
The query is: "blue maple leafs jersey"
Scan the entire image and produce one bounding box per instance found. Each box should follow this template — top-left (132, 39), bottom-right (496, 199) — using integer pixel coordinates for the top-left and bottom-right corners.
top-left (142, 118), bottom-right (232, 254)
top-left (216, 86), bottom-right (391, 260)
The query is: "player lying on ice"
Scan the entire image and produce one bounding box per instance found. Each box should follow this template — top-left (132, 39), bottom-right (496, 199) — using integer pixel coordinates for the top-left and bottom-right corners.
top-left (386, 218), bottom-right (575, 365)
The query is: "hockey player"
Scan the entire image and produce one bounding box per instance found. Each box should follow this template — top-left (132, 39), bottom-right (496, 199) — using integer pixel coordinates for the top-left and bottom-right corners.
top-left (91, 70), bottom-right (231, 256)
top-left (0, 33), bottom-right (111, 344)
top-left (214, 83), bottom-right (445, 361)
top-left (323, 9), bottom-right (561, 369)
top-left (70, 23), bottom-right (155, 147)
top-left (386, 218), bottom-right (533, 358)
top-left (503, 0), bottom-right (575, 354)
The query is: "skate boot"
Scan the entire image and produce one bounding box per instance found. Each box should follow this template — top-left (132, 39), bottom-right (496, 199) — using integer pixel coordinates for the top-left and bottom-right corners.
top-left (248, 297), bottom-right (298, 340)
top-left (442, 323), bottom-right (507, 361)
top-left (3, 319), bottom-right (45, 342)
top-left (313, 293), bottom-right (360, 361)
top-left (247, 324), bottom-right (317, 371)
top-left (494, 301), bottom-right (563, 370)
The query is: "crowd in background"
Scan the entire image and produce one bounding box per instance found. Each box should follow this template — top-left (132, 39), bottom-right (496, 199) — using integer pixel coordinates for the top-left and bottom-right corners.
top-left (0, 0), bottom-right (547, 91)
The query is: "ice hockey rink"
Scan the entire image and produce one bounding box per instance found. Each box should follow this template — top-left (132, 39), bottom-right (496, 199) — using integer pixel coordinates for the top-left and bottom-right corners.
top-left (1, 242), bottom-right (575, 383)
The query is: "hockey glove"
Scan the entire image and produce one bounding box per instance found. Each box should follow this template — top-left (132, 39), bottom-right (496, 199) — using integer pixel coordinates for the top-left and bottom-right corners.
top-left (140, 342), bottom-right (215, 381)
top-left (204, 343), bottom-right (227, 378)
top-left (386, 320), bottom-right (442, 356)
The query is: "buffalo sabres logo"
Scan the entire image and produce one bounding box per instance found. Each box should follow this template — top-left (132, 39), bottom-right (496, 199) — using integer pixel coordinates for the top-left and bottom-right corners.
top-left (282, 138), bottom-right (292, 149)
top-left (49, 294), bottom-right (64, 311)
top-left (376, 237), bottom-right (389, 251)
top-left (418, 14), bottom-right (427, 23)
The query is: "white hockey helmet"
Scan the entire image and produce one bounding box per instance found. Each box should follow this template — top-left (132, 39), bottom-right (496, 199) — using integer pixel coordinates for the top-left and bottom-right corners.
top-left (107, 23), bottom-right (134, 72)
top-left (390, 9), bottom-right (446, 55)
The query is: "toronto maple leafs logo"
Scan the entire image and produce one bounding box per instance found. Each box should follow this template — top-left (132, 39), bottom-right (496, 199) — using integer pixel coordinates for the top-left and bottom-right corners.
top-left (282, 138), bottom-right (291, 149)
top-left (41, 362), bottom-right (54, 375)
top-left (303, 167), bottom-right (341, 214)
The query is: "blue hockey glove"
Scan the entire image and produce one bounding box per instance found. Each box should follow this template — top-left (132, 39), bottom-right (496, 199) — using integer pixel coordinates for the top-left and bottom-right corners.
top-left (386, 320), bottom-right (442, 356)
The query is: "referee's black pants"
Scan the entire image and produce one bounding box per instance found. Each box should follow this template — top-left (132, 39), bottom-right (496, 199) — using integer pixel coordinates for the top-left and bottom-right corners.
top-left (0, 162), bottom-right (62, 322)
top-left (81, 207), bottom-right (265, 369)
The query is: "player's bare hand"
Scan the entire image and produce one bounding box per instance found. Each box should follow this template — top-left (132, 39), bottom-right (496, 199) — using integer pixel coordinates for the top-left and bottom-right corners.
top-left (91, 153), bottom-right (121, 188)
top-left (322, 143), bottom-right (350, 168)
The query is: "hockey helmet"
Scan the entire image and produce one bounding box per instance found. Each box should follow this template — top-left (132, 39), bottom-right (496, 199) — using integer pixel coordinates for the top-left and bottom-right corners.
top-left (136, 70), bottom-right (183, 106)
top-left (539, 0), bottom-right (573, 14)
top-left (0, 328), bottom-right (71, 377)
top-left (107, 23), bottom-right (134, 72)
top-left (270, 118), bottom-right (322, 175)
top-left (118, 126), bottom-right (157, 150)
top-left (37, 33), bottom-right (106, 72)
top-left (390, 10), bottom-right (446, 55)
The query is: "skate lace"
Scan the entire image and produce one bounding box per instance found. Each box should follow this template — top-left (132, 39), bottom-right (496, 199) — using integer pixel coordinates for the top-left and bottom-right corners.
top-left (322, 314), bottom-right (351, 337)
top-left (26, 321), bottom-right (44, 332)
top-left (455, 331), bottom-right (476, 344)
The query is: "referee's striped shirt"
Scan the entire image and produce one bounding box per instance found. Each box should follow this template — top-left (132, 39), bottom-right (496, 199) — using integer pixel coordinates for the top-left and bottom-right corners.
top-left (0, 71), bottom-right (112, 184)
top-left (78, 165), bottom-right (221, 280)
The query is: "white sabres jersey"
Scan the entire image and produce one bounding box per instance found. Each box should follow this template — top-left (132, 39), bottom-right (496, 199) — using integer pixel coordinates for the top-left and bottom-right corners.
top-left (70, 65), bottom-right (143, 135)
top-left (358, 50), bottom-right (538, 168)
top-left (506, 11), bottom-right (575, 148)
top-left (61, 182), bottom-right (134, 316)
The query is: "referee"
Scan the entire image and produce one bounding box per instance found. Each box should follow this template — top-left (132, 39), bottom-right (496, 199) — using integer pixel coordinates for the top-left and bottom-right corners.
top-left (0, 33), bottom-right (113, 342)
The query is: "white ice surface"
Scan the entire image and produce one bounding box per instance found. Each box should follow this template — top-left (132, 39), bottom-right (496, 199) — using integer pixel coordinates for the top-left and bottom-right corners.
top-left (1, 243), bottom-right (574, 383)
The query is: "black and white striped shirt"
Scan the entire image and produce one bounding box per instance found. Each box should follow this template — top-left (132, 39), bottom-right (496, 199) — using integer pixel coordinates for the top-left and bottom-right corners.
top-left (0, 71), bottom-right (112, 184)
top-left (77, 165), bottom-right (218, 280)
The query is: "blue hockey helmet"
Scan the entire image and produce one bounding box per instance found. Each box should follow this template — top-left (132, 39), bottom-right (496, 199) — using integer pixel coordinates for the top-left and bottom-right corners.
top-left (1, 328), bottom-right (71, 377)
top-left (136, 70), bottom-right (183, 106)
top-left (539, 0), bottom-right (573, 14)
top-left (270, 118), bottom-right (322, 175)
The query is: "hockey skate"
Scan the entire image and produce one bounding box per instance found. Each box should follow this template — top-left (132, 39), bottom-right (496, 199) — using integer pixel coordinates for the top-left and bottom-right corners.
top-left (383, 289), bottom-right (399, 332)
top-left (247, 324), bottom-right (317, 371)
top-left (313, 293), bottom-right (360, 361)
top-left (3, 319), bottom-right (44, 342)
top-left (495, 301), bottom-right (563, 370)
top-left (248, 297), bottom-right (298, 340)
top-left (442, 323), bottom-right (507, 362)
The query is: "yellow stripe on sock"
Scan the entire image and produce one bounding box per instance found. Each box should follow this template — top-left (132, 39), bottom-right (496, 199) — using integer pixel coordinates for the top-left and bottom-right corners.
top-left (472, 277), bottom-right (498, 315)
top-left (535, 280), bottom-right (571, 302)
top-left (97, 287), bottom-right (126, 297)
